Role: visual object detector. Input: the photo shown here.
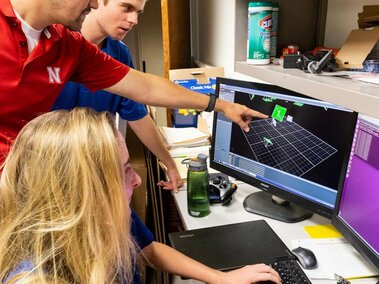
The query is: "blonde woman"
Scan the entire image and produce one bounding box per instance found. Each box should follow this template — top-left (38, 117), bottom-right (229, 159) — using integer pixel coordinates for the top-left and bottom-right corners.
top-left (0, 108), bottom-right (280, 284)
top-left (0, 108), bottom-right (136, 283)
top-left (119, 136), bottom-right (282, 284)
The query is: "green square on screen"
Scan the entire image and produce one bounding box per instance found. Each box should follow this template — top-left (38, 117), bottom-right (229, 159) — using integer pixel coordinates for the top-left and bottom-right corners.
top-left (271, 105), bottom-right (287, 122)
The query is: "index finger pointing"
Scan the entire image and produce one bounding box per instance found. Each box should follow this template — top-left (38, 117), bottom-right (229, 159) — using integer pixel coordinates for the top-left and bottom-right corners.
top-left (247, 108), bottom-right (268, 119)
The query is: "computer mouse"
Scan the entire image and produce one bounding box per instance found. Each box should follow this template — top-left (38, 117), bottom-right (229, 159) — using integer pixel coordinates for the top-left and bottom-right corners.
top-left (291, 246), bottom-right (318, 270)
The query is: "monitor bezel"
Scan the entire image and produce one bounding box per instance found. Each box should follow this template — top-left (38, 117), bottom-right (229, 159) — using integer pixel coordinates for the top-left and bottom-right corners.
top-left (210, 77), bottom-right (356, 219)
top-left (332, 212), bottom-right (379, 270)
top-left (332, 116), bottom-right (379, 270)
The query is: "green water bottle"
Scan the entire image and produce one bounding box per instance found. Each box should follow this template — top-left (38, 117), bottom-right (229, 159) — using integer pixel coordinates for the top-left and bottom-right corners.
top-left (187, 154), bottom-right (210, 217)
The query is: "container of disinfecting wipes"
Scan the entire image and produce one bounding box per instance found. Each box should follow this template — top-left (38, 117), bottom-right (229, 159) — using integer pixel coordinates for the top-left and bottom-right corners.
top-left (247, 2), bottom-right (272, 65)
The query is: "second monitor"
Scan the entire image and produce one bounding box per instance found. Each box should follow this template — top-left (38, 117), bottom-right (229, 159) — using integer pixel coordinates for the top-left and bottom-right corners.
top-left (210, 78), bottom-right (357, 222)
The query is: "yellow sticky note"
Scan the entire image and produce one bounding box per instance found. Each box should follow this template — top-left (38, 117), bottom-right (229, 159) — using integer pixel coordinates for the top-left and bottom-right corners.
top-left (304, 223), bottom-right (343, 238)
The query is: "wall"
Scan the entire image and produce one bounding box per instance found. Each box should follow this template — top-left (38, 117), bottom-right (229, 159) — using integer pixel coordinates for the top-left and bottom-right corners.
top-left (123, 27), bottom-right (141, 71)
top-left (122, 0), bottom-right (165, 75)
top-left (137, 0), bottom-right (165, 77)
top-left (123, 0), bottom-right (167, 126)
top-left (140, 0), bottom-right (167, 126)
top-left (324, 0), bottom-right (379, 48)
top-left (190, 0), bottom-right (236, 76)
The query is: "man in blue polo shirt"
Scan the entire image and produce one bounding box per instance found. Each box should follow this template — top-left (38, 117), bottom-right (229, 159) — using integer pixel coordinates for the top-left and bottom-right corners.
top-left (52, 0), bottom-right (183, 192)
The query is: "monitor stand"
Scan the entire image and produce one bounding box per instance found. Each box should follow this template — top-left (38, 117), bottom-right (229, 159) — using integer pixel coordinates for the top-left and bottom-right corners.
top-left (243, 191), bottom-right (313, 223)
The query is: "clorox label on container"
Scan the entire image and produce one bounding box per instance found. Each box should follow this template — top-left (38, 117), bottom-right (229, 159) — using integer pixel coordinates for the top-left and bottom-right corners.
top-left (247, 5), bottom-right (272, 64)
top-left (259, 15), bottom-right (272, 30)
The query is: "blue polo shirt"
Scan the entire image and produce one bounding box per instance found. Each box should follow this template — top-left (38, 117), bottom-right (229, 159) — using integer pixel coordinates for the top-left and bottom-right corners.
top-left (52, 37), bottom-right (148, 121)
top-left (131, 209), bottom-right (155, 284)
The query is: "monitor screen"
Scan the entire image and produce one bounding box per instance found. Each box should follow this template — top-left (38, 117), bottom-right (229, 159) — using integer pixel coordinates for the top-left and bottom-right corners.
top-left (333, 113), bottom-right (379, 269)
top-left (210, 78), bottom-right (357, 222)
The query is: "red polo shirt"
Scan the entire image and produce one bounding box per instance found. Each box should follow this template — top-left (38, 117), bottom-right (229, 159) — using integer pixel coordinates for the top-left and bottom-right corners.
top-left (0, 0), bottom-right (129, 165)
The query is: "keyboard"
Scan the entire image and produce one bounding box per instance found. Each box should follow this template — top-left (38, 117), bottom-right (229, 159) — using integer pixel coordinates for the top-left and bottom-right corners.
top-left (262, 259), bottom-right (312, 284)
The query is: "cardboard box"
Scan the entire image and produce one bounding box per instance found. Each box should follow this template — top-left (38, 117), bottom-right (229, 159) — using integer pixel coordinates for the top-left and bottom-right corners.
top-left (169, 67), bottom-right (224, 127)
top-left (358, 5), bottom-right (379, 29)
top-left (336, 26), bottom-right (379, 69)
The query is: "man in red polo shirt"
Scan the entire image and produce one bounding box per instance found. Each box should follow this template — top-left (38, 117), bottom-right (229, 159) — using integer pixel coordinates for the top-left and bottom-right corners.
top-left (0, 0), bottom-right (267, 166)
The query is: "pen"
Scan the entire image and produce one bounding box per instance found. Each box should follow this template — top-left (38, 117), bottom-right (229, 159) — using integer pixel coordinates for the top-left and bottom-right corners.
top-left (335, 273), bottom-right (379, 283)
top-left (346, 275), bottom-right (379, 281)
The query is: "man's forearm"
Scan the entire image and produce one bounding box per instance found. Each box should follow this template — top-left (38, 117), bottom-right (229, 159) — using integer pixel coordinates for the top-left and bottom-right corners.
top-left (128, 115), bottom-right (174, 169)
top-left (107, 69), bottom-right (210, 110)
top-left (129, 115), bottom-right (183, 190)
top-left (107, 68), bottom-right (268, 132)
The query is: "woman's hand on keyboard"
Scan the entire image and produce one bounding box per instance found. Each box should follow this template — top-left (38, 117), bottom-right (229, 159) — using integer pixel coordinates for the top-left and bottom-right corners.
top-left (223, 263), bottom-right (281, 284)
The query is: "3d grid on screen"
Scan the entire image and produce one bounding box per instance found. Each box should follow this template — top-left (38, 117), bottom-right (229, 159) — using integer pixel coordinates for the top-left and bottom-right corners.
top-left (244, 118), bottom-right (337, 177)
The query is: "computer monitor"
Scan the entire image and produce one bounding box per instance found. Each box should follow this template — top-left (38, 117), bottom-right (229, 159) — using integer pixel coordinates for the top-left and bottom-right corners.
top-left (332, 113), bottom-right (379, 270)
top-left (210, 77), bottom-right (357, 222)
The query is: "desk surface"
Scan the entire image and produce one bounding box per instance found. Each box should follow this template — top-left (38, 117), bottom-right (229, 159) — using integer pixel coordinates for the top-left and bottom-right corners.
top-left (171, 182), bottom-right (378, 284)
top-left (173, 183), bottom-right (328, 249)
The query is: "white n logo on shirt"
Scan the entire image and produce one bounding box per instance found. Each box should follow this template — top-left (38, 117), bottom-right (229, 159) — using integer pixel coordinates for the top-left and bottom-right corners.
top-left (46, 67), bottom-right (62, 84)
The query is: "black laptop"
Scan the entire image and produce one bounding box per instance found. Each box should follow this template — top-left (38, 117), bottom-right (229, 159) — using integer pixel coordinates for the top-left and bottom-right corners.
top-left (169, 219), bottom-right (312, 283)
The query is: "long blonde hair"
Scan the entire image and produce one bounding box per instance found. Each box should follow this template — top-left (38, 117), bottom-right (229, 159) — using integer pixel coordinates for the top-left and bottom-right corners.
top-left (0, 108), bottom-right (136, 283)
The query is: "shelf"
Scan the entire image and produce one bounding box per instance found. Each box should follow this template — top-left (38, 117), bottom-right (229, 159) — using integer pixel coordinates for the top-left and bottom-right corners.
top-left (234, 0), bottom-right (326, 61)
top-left (235, 61), bottom-right (379, 119)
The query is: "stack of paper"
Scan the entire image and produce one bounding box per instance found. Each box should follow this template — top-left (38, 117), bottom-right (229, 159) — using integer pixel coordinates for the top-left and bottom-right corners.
top-left (168, 145), bottom-right (211, 158)
top-left (159, 126), bottom-right (210, 149)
